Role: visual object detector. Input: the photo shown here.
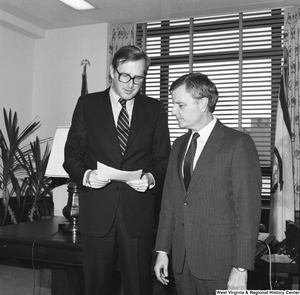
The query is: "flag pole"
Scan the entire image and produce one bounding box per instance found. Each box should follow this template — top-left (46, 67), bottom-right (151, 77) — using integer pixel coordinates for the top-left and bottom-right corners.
top-left (80, 59), bottom-right (90, 96)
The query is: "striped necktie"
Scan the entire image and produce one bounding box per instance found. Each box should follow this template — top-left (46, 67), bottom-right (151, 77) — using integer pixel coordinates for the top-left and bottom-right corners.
top-left (117, 98), bottom-right (130, 155)
top-left (183, 132), bottom-right (200, 190)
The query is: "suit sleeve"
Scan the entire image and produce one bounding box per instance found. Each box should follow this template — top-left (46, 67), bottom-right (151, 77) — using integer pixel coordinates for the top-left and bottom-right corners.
top-left (154, 139), bottom-right (181, 253)
top-left (230, 134), bottom-right (262, 270)
top-left (63, 96), bottom-right (90, 187)
top-left (146, 102), bottom-right (171, 191)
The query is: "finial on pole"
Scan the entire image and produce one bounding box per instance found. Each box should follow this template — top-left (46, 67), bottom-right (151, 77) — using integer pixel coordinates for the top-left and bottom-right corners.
top-left (81, 59), bottom-right (90, 74)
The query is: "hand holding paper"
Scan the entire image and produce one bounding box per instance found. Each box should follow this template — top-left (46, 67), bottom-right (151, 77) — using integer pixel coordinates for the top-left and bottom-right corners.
top-left (126, 174), bottom-right (150, 192)
top-left (88, 170), bottom-right (111, 189)
top-left (96, 162), bottom-right (150, 192)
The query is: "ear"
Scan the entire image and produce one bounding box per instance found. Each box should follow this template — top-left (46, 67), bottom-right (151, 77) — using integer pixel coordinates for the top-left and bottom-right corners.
top-left (200, 97), bottom-right (209, 112)
top-left (109, 65), bottom-right (115, 80)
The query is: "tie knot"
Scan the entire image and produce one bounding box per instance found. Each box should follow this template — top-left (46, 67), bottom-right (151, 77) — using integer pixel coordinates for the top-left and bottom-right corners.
top-left (119, 98), bottom-right (127, 107)
top-left (192, 132), bottom-right (200, 141)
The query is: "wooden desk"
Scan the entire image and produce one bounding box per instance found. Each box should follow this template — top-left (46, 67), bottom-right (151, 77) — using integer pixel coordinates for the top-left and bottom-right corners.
top-left (0, 217), bottom-right (83, 295)
top-left (0, 217), bottom-right (277, 294)
top-left (0, 217), bottom-right (82, 266)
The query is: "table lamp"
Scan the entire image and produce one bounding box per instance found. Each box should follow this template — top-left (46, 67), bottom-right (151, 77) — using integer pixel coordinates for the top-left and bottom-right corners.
top-left (45, 126), bottom-right (80, 234)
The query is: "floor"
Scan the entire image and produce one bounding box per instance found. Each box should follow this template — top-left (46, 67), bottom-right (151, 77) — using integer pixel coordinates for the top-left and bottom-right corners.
top-left (0, 259), bottom-right (51, 295)
top-left (0, 258), bottom-right (176, 295)
top-left (1, 258), bottom-right (298, 294)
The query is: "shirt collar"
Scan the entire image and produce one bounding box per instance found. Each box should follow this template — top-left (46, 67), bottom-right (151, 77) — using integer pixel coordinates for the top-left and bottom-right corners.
top-left (109, 87), bottom-right (135, 109)
top-left (193, 115), bottom-right (217, 143)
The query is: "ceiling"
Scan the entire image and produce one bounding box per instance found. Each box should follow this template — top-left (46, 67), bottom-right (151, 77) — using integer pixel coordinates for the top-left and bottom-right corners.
top-left (0, 0), bottom-right (296, 36)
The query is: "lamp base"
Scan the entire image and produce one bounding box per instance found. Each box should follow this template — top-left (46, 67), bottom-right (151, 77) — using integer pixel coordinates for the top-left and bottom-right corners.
top-left (62, 218), bottom-right (79, 234)
top-left (62, 181), bottom-right (80, 234)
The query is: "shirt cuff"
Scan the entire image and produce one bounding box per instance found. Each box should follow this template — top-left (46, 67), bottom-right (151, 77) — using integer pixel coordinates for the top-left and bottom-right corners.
top-left (145, 172), bottom-right (155, 189)
top-left (83, 169), bottom-right (92, 187)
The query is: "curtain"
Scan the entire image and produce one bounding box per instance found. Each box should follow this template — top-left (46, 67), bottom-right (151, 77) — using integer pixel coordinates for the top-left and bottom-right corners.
top-left (108, 23), bottom-right (136, 61)
top-left (269, 7), bottom-right (300, 240)
top-left (284, 7), bottom-right (300, 213)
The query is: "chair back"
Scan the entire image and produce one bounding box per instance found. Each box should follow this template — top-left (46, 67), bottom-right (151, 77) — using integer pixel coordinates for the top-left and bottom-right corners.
top-left (285, 220), bottom-right (299, 263)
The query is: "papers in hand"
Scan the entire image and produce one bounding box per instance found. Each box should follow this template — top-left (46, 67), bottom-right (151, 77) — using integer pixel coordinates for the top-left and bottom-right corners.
top-left (97, 162), bottom-right (142, 183)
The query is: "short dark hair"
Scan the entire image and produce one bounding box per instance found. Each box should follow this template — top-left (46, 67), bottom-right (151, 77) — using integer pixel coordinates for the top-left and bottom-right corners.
top-left (170, 72), bottom-right (219, 113)
top-left (111, 45), bottom-right (151, 75)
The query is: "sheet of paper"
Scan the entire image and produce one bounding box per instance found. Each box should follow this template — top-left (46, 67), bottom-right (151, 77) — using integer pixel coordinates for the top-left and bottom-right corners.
top-left (97, 162), bottom-right (142, 183)
top-left (261, 254), bottom-right (293, 264)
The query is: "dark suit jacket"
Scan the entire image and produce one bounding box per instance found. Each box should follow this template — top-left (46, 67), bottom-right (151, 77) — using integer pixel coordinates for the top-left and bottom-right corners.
top-left (63, 88), bottom-right (170, 238)
top-left (155, 120), bottom-right (262, 280)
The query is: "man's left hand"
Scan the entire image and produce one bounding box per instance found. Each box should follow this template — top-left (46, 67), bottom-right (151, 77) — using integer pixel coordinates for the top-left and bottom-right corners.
top-left (127, 174), bottom-right (150, 192)
top-left (227, 267), bottom-right (247, 290)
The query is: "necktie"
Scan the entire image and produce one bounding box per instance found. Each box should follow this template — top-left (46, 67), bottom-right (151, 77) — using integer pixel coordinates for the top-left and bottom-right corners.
top-left (183, 132), bottom-right (200, 190)
top-left (117, 98), bottom-right (130, 155)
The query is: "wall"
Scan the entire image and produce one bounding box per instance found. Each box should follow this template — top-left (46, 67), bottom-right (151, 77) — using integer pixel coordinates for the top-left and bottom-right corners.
top-left (32, 23), bottom-right (109, 142)
top-left (0, 22), bottom-right (109, 146)
top-left (0, 26), bottom-right (34, 133)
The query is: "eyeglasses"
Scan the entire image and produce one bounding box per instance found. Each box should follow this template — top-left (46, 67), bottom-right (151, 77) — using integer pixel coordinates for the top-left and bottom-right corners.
top-left (115, 69), bottom-right (145, 85)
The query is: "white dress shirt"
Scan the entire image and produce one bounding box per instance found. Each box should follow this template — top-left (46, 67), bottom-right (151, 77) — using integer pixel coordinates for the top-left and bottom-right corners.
top-left (109, 87), bottom-right (134, 126)
top-left (183, 116), bottom-right (217, 173)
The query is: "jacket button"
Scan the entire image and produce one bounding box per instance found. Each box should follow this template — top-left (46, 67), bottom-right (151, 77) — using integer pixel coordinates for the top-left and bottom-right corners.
top-left (184, 201), bottom-right (187, 205)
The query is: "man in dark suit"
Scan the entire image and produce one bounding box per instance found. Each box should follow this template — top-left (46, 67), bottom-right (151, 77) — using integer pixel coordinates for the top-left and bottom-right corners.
top-left (154, 72), bottom-right (262, 294)
top-left (63, 45), bottom-right (170, 295)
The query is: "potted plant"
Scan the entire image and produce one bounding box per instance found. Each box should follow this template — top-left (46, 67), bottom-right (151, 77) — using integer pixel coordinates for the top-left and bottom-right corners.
top-left (0, 108), bottom-right (41, 225)
top-left (16, 136), bottom-right (54, 222)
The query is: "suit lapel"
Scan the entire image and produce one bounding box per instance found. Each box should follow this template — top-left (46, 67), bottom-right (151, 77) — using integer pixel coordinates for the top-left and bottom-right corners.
top-left (187, 120), bottom-right (225, 194)
top-left (177, 132), bottom-right (192, 192)
top-left (98, 91), bottom-right (146, 160)
top-left (125, 94), bottom-right (145, 152)
top-left (97, 89), bottom-right (121, 151)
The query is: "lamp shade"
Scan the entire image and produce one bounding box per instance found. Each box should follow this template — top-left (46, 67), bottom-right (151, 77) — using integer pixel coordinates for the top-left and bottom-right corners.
top-left (45, 126), bottom-right (70, 178)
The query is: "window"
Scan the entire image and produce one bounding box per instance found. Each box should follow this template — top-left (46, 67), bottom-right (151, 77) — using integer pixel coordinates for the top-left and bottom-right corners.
top-left (137, 9), bottom-right (284, 205)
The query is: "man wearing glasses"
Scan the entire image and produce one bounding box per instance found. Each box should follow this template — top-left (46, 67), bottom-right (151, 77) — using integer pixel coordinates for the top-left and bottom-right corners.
top-left (64, 45), bottom-right (170, 295)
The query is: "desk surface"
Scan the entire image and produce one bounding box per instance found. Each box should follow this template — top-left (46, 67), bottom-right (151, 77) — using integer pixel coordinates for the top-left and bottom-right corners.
top-left (0, 217), bottom-right (82, 266)
top-left (0, 217), bottom-right (275, 268)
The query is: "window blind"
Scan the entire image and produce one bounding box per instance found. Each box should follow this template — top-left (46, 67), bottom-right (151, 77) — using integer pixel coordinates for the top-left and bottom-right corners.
top-left (137, 9), bottom-right (283, 204)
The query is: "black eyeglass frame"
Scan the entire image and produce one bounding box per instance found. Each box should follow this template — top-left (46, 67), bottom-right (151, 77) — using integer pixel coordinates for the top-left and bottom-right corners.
top-left (115, 68), bottom-right (145, 85)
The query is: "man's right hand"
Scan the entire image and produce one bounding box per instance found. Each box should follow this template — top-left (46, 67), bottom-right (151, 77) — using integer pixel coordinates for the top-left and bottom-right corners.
top-left (154, 252), bottom-right (170, 285)
top-left (87, 170), bottom-right (111, 189)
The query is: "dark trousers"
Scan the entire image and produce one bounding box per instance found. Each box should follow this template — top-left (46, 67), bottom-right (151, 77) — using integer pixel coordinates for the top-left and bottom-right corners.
top-left (174, 254), bottom-right (227, 295)
top-left (81, 199), bottom-right (153, 295)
